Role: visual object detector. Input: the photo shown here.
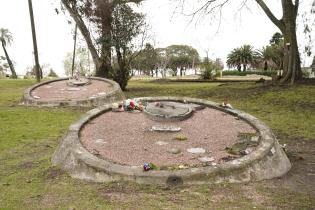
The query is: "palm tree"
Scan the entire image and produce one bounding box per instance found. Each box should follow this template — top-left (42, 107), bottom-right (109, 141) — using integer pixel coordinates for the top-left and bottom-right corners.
top-left (255, 44), bottom-right (285, 71)
top-left (239, 45), bottom-right (255, 71)
top-left (28, 0), bottom-right (41, 82)
top-left (227, 48), bottom-right (242, 71)
top-left (256, 46), bottom-right (275, 70)
top-left (0, 28), bottom-right (17, 78)
top-left (227, 45), bottom-right (255, 71)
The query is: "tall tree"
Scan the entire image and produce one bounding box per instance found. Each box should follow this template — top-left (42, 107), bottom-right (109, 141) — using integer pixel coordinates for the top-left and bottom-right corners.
top-left (132, 43), bottom-right (158, 76)
top-left (256, 46), bottom-right (275, 71)
top-left (178, 0), bottom-right (307, 84)
top-left (111, 3), bottom-right (146, 90)
top-left (227, 48), bottom-right (242, 71)
top-left (155, 48), bottom-right (170, 78)
top-left (227, 46), bottom-right (255, 71)
top-left (166, 45), bottom-right (200, 76)
top-left (28, 0), bottom-right (41, 82)
top-left (71, 24), bottom-right (78, 77)
top-left (60, 0), bottom-right (142, 78)
top-left (240, 44), bottom-right (255, 71)
top-left (0, 28), bottom-right (17, 78)
top-left (255, 33), bottom-right (285, 71)
top-left (0, 56), bottom-right (9, 76)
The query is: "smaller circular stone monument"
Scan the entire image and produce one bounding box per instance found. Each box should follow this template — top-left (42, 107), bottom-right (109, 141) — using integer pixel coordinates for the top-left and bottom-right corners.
top-left (144, 101), bottom-right (193, 121)
top-left (21, 77), bottom-right (124, 107)
top-left (67, 77), bottom-right (91, 87)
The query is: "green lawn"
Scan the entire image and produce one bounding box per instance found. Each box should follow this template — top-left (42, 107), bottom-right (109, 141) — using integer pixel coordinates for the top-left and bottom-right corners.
top-left (0, 79), bottom-right (314, 210)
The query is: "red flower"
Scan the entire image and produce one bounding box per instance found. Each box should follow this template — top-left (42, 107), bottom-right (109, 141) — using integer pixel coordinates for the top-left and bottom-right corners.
top-left (130, 101), bottom-right (135, 108)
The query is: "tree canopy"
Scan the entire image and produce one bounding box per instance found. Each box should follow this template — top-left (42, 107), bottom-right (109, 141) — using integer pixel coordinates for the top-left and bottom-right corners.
top-left (166, 45), bottom-right (199, 76)
top-left (0, 28), bottom-right (17, 78)
top-left (111, 3), bottom-right (147, 90)
top-left (227, 45), bottom-right (255, 71)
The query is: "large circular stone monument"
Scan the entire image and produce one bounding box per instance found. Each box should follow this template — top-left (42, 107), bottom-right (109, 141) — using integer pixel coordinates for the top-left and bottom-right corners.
top-left (52, 97), bottom-right (291, 186)
top-left (21, 77), bottom-right (124, 107)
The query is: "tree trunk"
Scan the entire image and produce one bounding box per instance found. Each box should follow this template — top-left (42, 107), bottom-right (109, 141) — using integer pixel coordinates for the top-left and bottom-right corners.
top-left (1, 41), bottom-right (17, 78)
top-left (264, 61), bottom-right (268, 71)
top-left (96, 1), bottom-right (113, 78)
top-left (39, 66), bottom-right (43, 79)
top-left (280, 4), bottom-right (301, 84)
top-left (256, 0), bottom-right (301, 84)
top-left (237, 65), bottom-right (241, 71)
top-left (243, 64), bottom-right (247, 72)
top-left (28, 0), bottom-right (41, 82)
top-left (71, 24), bottom-right (78, 77)
top-left (114, 47), bottom-right (129, 90)
top-left (61, 0), bottom-right (100, 73)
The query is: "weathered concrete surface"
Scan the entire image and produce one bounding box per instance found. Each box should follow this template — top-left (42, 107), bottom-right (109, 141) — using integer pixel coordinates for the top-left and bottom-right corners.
top-left (20, 77), bottom-right (125, 107)
top-left (52, 97), bottom-right (291, 186)
top-left (144, 101), bottom-right (193, 121)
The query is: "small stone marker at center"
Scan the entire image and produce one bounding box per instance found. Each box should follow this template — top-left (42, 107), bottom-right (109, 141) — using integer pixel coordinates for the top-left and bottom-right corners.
top-left (97, 92), bottom-right (107, 96)
top-left (155, 141), bottom-right (168, 146)
top-left (95, 139), bottom-right (107, 144)
top-left (152, 125), bottom-right (181, 132)
top-left (198, 156), bottom-right (215, 163)
top-left (187, 147), bottom-right (206, 154)
top-left (167, 148), bottom-right (181, 154)
top-left (67, 87), bottom-right (81, 91)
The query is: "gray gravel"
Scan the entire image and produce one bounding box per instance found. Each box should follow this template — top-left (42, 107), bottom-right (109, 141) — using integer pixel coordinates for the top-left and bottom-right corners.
top-left (80, 107), bottom-right (256, 167)
top-left (31, 80), bottom-right (113, 101)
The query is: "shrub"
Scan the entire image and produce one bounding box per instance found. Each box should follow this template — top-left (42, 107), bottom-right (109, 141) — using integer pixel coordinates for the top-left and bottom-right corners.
top-left (302, 69), bottom-right (311, 78)
top-left (200, 63), bottom-right (218, 80)
top-left (222, 70), bottom-right (277, 77)
top-left (247, 70), bottom-right (277, 77)
top-left (222, 70), bottom-right (247, 76)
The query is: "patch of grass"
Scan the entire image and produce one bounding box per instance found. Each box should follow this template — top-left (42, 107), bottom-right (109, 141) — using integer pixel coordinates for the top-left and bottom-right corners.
top-left (0, 79), bottom-right (36, 106)
top-left (125, 80), bottom-right (222, 98)
top-left (257, 186), bottom-right (315, 210)
top-left (0, 107), bottom-right (82, 150)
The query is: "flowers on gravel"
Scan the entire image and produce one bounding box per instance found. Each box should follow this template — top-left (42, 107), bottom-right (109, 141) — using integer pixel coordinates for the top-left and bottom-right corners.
top-left (112, 99), bottom-right (144, 112)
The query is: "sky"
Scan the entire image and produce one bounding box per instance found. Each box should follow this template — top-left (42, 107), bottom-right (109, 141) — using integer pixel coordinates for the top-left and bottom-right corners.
top-left (0, 0), bottom-right (313, 77)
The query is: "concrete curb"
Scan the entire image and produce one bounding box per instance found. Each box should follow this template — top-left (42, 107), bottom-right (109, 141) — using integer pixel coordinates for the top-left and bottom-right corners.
top-left (20, 77), bottom-right (125, 107)
top-left (52, 97), bottom-right (291, 186)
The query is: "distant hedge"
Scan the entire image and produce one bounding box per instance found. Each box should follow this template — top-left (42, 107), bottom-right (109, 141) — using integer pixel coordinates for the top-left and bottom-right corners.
top-left (222, 70), bottom-right (278, 77)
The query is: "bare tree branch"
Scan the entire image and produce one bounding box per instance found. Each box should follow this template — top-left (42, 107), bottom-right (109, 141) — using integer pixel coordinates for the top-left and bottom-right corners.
top-left (294, 0), bottom-right (299, 17)
top-left (255, 0), bottom-right (284, 31)
top-left (61, 0), bottom-right (100, 69)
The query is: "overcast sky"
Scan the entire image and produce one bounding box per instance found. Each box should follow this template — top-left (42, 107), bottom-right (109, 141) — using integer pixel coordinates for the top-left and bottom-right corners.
top-left (0, 0), bottom-right (313, 76)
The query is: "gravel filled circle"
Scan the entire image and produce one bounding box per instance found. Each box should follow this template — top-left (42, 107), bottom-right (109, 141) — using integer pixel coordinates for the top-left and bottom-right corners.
top-left (30, 79), bottom-right (113, 101)
top-left (80, 105), bottom-right (256, 167)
